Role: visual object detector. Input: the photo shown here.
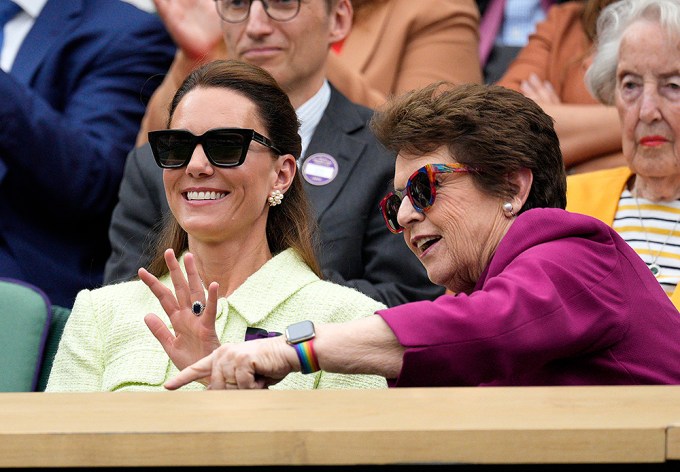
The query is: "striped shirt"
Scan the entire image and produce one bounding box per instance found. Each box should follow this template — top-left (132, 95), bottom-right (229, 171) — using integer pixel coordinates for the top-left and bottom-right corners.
top-left (613, 189), bottom-right (680, 296)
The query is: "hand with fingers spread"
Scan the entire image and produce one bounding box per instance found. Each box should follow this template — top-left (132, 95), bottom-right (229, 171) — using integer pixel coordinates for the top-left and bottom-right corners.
top-left (139, 249), bottom-right (222, 377)
top-left (165, 336), bottom-right (299, 391)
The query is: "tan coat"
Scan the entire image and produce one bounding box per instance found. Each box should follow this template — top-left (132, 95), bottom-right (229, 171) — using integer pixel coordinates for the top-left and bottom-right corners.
top-left (497, 1), bottom-right (596, 104)
top-left (328, 0), bottom-right (482, 106)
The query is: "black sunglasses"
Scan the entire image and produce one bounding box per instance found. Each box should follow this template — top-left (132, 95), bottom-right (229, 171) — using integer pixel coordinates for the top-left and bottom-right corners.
top-left (148, 128), bottom-right (282, 169)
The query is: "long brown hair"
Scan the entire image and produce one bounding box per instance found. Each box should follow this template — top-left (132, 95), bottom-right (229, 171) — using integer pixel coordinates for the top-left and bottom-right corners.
top-left (146, 60), bottom-right (322, 278)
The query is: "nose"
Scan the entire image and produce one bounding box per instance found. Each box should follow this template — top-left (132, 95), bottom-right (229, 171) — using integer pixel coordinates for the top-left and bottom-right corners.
top-left (186, 144), bottom-right (214, 177)
top-left (245, 0), bottom-right (274, 34)
top-left (639, 83), bottom-right (663, 124)
top-left (397, 194), bottom-right (425, 231)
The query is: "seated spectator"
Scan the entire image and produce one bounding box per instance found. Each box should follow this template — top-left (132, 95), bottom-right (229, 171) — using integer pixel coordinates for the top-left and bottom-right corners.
top-left (329, 0), bottom-right (482, 99)
top-left (479, 0), bottom-right (569, 84)
top-left (477, 0), bottom-right (567, 84)
top-left (46, 60), bottom-right (388, 392)
top-left (162, 81), bottom-right (680, 391)
top-left (566, 0), bottom-right (680, 309)
top-left (104, 0), bottom-right (443, 307)
top-left (0, 0), bottom-right (175, 307)
top-left (497, 0), bottom-right (623, 174)
top-left (137, 0), bottom-right (482, 140)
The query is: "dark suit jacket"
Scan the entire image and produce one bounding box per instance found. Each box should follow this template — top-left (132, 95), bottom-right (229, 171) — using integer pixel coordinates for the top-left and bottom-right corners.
top-left (0, 0), bottom-right (176, 307)
top-left (104, 85), bottom-right (444, 307)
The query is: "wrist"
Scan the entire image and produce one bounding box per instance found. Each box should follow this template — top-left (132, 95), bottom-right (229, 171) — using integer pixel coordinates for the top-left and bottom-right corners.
top-left (291, 339), bottom-right (320, 374)
top-left (285, 320), bottom-right (320, 374)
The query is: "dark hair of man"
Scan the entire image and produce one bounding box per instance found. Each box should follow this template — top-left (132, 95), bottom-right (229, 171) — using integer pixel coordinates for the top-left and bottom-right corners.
top-left (370, 82), bottom-right (567, 213)
top-left (147, 59), bottom-right (322, 278)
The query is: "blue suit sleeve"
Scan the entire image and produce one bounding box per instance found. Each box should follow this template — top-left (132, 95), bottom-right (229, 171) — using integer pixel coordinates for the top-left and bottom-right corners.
top-left (0, 12), bottom-right (175, 217)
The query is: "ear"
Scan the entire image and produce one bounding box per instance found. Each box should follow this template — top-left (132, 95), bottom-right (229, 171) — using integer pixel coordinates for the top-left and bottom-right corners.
top-left (328, 0), bottom-right (353, 46)
top-left (510, 168), bottom-right (533, 209)
top-left (272, 154), bottom-right (297, 194)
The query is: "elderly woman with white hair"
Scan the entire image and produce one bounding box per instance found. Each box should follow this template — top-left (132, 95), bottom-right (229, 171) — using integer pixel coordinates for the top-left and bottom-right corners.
top-left (567, 0), bottom-right (680, 309)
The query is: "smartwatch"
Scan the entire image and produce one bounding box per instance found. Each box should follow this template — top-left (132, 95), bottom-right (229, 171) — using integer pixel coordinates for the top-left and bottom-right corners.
top-left (285, 320), bottom-right (320, 374)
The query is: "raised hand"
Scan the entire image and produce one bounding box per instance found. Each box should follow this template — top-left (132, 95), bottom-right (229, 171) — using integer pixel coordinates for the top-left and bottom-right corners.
top-left (139, 249), bottom-right (222, 378)
top-left (137, 0), bottom-right (228, 145)
top-left (153, 0), bottom-right (226, 63)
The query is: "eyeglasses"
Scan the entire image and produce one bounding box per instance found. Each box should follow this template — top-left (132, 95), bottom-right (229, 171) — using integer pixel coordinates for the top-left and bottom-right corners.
top-left (148, 128), bottom-right (281, 169)
top-left (379, 163), bottom-right (476, 234)
top-left (214, 0), bottom-right (301, 23)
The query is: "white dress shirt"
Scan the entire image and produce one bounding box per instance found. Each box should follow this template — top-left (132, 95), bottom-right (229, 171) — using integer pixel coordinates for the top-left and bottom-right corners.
top-left (1, 0), bottom-right (45, 71)
top-left (295, 80), bottom-right (331, 160)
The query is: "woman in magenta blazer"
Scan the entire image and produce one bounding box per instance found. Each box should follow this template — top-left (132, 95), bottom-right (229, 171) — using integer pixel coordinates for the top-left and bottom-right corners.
top-left (157, 80), bottom-right (680, 390)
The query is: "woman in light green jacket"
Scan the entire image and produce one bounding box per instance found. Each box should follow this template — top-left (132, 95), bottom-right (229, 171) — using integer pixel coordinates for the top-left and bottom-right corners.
top-left (46, 60), bottom-right (387, 392)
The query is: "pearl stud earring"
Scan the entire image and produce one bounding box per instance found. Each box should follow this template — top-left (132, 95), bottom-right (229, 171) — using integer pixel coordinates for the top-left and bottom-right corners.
top-left (502, 202), bottom-right (516, 217)
top-left (268, 189), bottom-right (284, 206)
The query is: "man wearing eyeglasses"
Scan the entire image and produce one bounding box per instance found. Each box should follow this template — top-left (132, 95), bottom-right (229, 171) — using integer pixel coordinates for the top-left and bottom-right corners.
top-left (104, 0), bottom-right (444, 307)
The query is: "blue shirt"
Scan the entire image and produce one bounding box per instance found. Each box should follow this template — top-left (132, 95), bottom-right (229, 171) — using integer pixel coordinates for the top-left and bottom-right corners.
top-left (498, 0), bottom-right (547, 47)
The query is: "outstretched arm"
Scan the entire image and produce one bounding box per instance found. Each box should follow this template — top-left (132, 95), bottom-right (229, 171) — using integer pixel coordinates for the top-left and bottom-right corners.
top-left (165, 315), bottom-right (404, 390)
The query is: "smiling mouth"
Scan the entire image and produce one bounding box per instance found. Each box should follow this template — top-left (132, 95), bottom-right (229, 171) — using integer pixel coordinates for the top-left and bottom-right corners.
top-left (415, 236), bottom-right (441, 253)
top-left (185, 191), bottom-right (227, 201)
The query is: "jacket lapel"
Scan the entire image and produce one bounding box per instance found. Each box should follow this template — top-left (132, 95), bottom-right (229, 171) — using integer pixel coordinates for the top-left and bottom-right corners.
top-left (301, 86), bottom-right (368, 220)
top-left (10, 0), bottom-right (81, 83)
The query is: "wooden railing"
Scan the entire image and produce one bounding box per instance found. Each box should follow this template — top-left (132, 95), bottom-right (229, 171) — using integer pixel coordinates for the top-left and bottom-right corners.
top-left (1, 385), bottom-right (680, 467)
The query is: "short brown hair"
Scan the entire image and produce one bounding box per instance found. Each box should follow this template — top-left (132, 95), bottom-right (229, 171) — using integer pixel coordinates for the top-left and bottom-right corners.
top-left (370, 82), bottom-right (567, 213)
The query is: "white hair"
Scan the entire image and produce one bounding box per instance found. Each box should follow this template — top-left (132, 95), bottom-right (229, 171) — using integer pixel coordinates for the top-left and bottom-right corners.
top-left (585, 0), bottom-right (680, 105)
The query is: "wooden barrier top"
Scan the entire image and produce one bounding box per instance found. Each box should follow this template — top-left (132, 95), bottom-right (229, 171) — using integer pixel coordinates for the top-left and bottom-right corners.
top-left (1, 385), bottom-right (680, 467)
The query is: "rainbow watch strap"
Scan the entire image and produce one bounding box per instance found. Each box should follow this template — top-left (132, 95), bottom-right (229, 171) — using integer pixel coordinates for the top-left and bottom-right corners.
top-left (294, 340), bottom-right (320, 374)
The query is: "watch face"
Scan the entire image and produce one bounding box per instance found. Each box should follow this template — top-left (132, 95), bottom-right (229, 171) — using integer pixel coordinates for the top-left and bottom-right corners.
top-left (286, 320), bottom-right (315, 344)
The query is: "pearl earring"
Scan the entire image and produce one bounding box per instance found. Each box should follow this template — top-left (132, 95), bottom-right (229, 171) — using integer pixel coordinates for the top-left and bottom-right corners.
top-left (502, 202), bottom-right (516, 217)
top-left (268, 189), bottom-right (284, 207)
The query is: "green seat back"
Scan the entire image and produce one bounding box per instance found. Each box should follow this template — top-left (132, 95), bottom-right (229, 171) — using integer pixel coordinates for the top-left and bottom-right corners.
top-left (37, 305), bottom-right (71, 391)
top-left (0, 278), bottom-right (51, 392)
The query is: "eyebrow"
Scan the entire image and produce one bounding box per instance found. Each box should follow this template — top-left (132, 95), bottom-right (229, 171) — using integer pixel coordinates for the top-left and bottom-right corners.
top-left (390, 179), bottom-right (407, 193)
top-left (618, 69), bottom-right (680, 80)
top-left (659, 71), bottom-right (680, 79)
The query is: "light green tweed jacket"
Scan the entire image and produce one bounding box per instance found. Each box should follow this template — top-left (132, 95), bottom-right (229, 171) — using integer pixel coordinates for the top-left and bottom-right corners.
top-left (46, 249), bottom-right (388, 392)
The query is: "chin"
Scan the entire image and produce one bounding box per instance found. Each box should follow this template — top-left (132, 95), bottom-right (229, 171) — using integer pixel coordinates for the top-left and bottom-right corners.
top-left (425, 267), bottom-right (447, 288)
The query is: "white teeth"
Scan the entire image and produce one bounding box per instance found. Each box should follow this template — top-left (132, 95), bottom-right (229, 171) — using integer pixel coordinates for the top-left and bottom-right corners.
top-left (186, 191), bottom-right (226, 201)
top-left (416, 236), bottom-right (438, 250)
